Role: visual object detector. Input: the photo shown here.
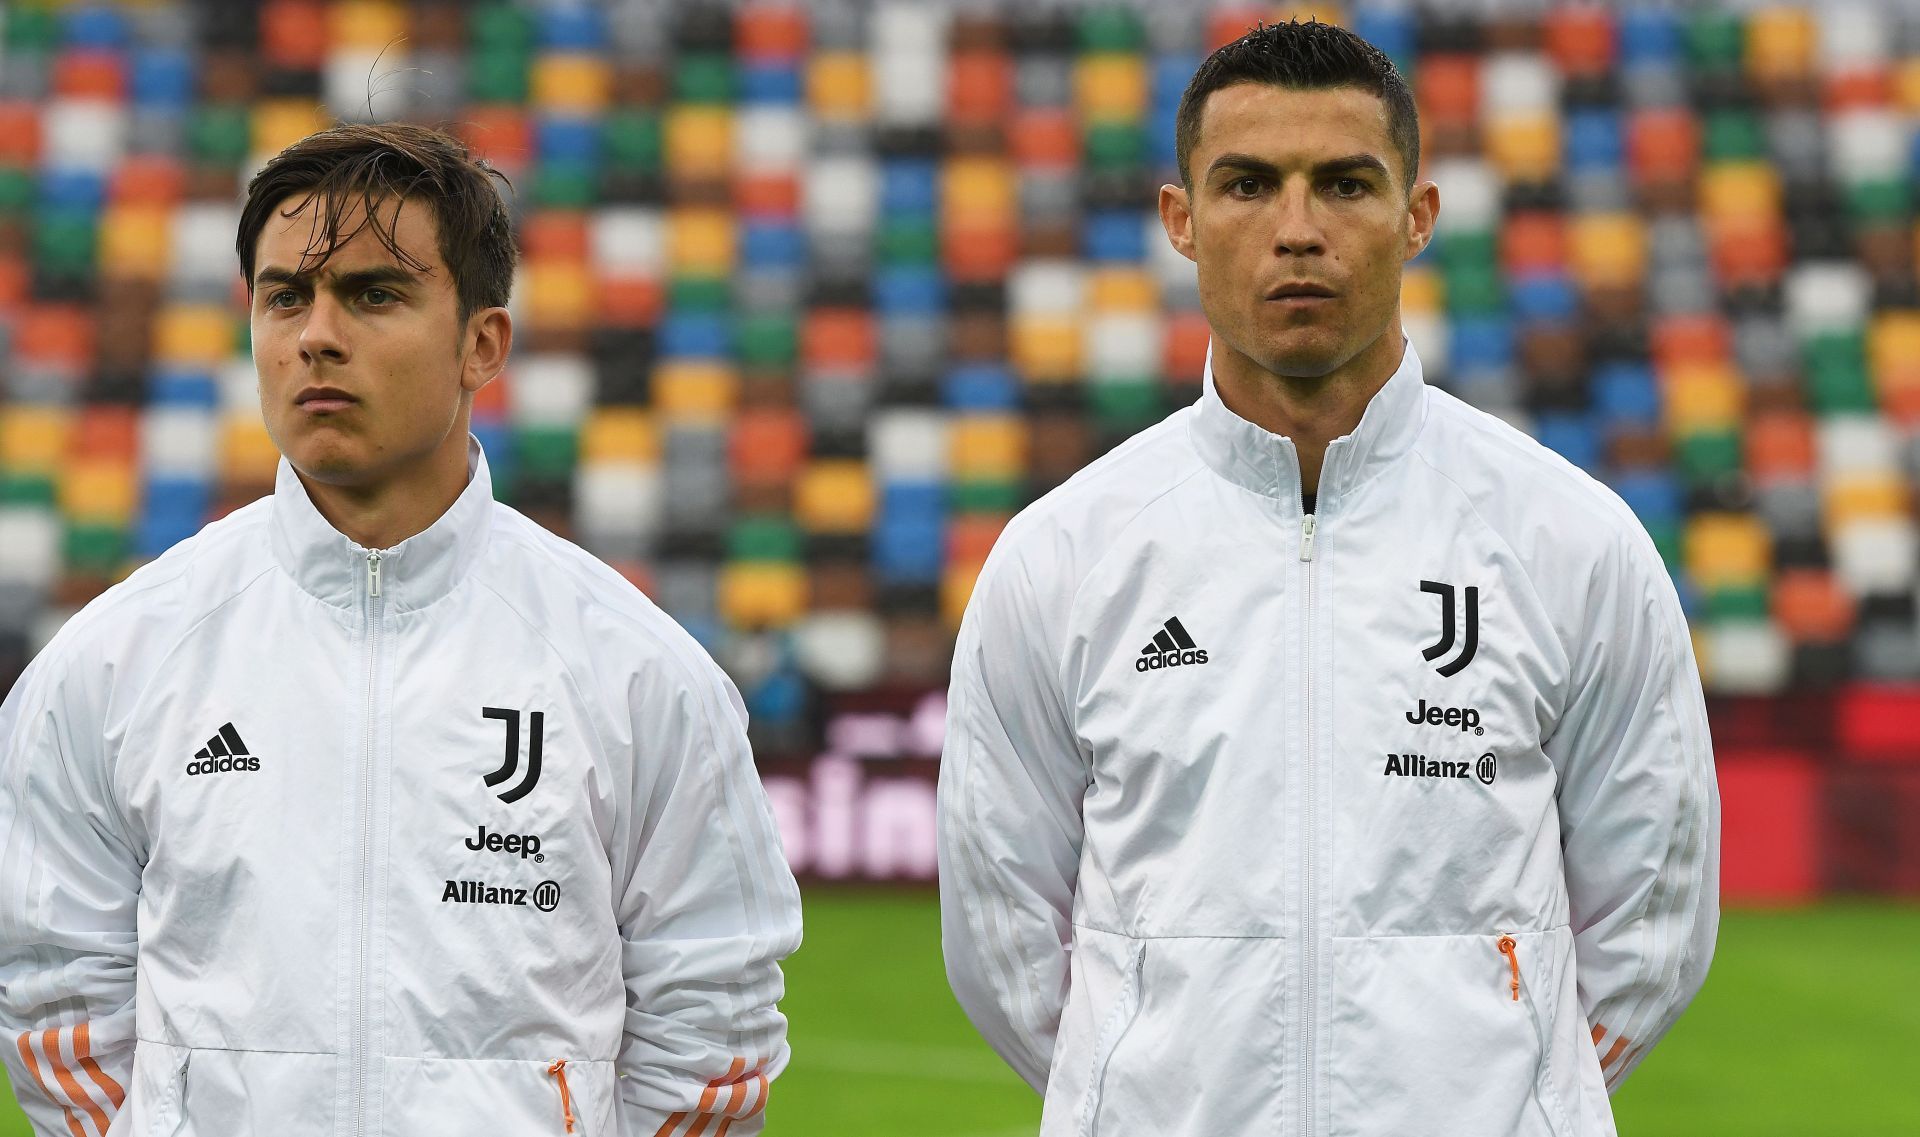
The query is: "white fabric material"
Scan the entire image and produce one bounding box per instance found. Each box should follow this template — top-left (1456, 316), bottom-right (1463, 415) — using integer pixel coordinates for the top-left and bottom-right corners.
top-left (0, 438), bottom-right (801, 1136)
top-left (939, 344), bottom-right (1719, 1137)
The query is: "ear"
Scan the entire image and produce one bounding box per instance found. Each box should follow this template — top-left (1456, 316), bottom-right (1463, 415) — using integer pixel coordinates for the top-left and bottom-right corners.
top-left (1403, 179), bottom-right (1440, 262)
top-left (1158, 183), bottom-right (1198, 265)
top-left (460, 306), bottom-right (513, 395)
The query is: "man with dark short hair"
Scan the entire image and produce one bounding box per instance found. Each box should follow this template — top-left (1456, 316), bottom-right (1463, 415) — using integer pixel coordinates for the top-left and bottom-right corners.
top-left (939, 22), bottom-right (1716, 1136)
top-left (0, 123), bottom-right (801, 1136)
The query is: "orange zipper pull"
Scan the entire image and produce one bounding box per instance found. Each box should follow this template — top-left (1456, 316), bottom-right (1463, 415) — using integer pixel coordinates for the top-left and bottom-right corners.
top-left (548, 1059), bottom-right (576, 1134)
top-left (1497, 935), bottom-right (1520, 1001)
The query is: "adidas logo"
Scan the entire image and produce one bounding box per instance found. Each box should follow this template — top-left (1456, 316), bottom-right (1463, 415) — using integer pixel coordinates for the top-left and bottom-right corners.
top-left (187, 722), bottom-right (260, 775)
top-left (1135, 617), bottom-right (1210, 673)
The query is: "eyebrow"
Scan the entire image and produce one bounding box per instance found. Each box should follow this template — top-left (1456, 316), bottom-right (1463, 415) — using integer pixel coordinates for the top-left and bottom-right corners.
top-left (254, 264), bottom-right (423, 292)
top-left (1206, 152), bottom-right (1393, 181)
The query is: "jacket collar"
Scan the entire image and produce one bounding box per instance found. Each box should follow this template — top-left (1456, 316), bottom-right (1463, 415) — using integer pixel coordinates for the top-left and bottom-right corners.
top-left (1188, 339), bottom-right (1428, 514)
top-left (269, 436), bottom-right (494, 612)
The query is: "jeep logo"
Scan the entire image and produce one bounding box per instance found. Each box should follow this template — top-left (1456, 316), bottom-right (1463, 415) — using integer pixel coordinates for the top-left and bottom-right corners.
top-left (1404, 698), bottom-right (1483, 735)
top-left (464, 824), bottom-right (544, 862)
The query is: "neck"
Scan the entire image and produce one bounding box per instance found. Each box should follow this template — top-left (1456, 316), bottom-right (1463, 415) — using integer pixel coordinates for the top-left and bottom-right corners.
top-left (297, 430), bottom-right (472, 551)
top-left (1211, 324), bottom-right (1407, 497)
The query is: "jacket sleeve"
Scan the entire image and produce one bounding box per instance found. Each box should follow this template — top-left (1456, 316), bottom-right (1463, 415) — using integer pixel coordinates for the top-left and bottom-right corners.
top-left (0, 651), bottom-right (142, 1137)
top-left (937, 539), bottom-right (1085, 1092)
top-left (1546, 528), bottom-right (1720, 1092)
top-left (611, 649), bottom-right (803, 1137)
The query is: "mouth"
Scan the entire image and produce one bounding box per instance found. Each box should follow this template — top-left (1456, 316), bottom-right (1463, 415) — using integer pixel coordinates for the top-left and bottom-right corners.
top-left (295, 385), bottom-right (358, 413)
top-left (1266, 283), bottom-right (1337, 302)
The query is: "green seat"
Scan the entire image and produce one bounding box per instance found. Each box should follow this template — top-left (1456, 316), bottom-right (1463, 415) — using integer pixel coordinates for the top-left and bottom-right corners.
top-left (468, 3), bottom-right (534, 52)
top-left (1803, 331), bottom-right (1876, 413)
top-left (1706, 585), bottom-right (1771, 621)
top-left (1077, 7), bottom-right (1145, 52)
top-left (878, 216), bottom-right (939, 265)
top-left (33, 209), bottom-right (96, 277)
top-left (1436, 229), bottom-right (1498, 274)
top-left (1645, 520), bottom-right (1683, 572)
top-left (1703, 111), bottom-right (1766, 161)
top-left (0, 474), bottom-right (56, 507)
top-left (729, 515), bottom-right (803, 562)
top-left (1089, 380), bottom-right (1163, 429)
top-left (1442, 264), bottom-right (1505, 316)
top-left (514, 426), bottom-right (579, 482)
top-left (1084, 123), bottom-right (1145, 172)
top-left (1676, 427), bottom-right (1743, 485)
top-left (0, 168), bottom-right (33, 215)
top-left (603, 111), bottom-right (662, 173)
top-left (187, 105), bottom-right (252, 166)
top-left (532, 162), bottom-right (597, 208)
top-left (65, 522), bottom-right (126, 576)
top-left (737, 314), bottom-right (796, 368)
top-left (950, 478), bottom-right (1024, 513)
top-left (1846, 179), bottom-right (1909, 224)
top-left (674, 53), bottom-right (734, 104)
top-left (468, 46), bottom-right (531, 103)
top-left (4, 7), bottom-right (57, 53)
top-left (1685, 10), bottom-right (1744, 72)
top-left (668, 275), bottom-right (732, 313)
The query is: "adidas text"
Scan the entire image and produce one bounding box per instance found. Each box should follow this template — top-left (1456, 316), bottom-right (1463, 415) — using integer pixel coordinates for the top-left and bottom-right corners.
top-left (1404, 699), bottom-right (1484, 734)
top-left (441, 879), bottom-right (529, 906)
top-left (1136, 648), bottom-right (1209, 673)
top-left (1383, 753), bottom-right (1471, 780)
top-left (187, 755), bottom-right (260, 775)
top-left (464, 824), bottom-right (543, 861)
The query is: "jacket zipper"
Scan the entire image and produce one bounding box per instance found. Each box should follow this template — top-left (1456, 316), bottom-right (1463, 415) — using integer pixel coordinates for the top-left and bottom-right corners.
top-left (1503, 934), bottom-right (1572, 1137)
top-left (350, 549), bottom-right (385, 1135)
top-left (1081, 940), bottom-right (1147, 1137)
top-left (1297, 510), bottom-right (1319, 1137)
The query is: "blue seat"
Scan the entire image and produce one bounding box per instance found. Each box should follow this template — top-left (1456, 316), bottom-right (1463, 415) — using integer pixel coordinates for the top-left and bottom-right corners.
top-left (741, 221), bottom-right (804, 270)
top-left (874, 481), bottom-right (946, 583)
top-left (1533, 411), bottom-right (1602, 473)
top-left (876, 266), bottom-right (946, 316)
top-left (535, 4), bottom-right (608, 50)
top-left (130, 47), bottom-right (194, 109)
top-left (881, 159), bottom-right (940, 217)
top-left (1610, 469), bottom-right (1683, 526)
top-left (150, 370), bottom-right (219, 408)
top-left (740, 64), bottom-right (802, 104)
top-left (471, 420), bottom-right (514, 485)
top-left (1449, 316), bottom-right (1514, 373)
top-left (1349, 5), bottom-right (1416, 74)
top-left (659, 312), bottom-right (733, 359)
top-left (536, 115), bottom-right (601, 165)
top-left (1619, 7), bottom-right (1681, 67)
top-left (1084, 210), bottom-right (1147, 262)
top-left (62, 4), bottom-right (129, 49)
top-left (943, 364), bottom-right (1020, 411)
top-left (136, 477), bottom-right (210, 558)
top-left (39, 169), bottom-right (107, 215)
top-left (1509, 272), bottom-right (1578, 322)
top-left (1593, 362), bottom-right (1662, 428)
top-left (746, 665), bottom-right (808, 723)
top-left (1565, 109), bottom-right (1624, 172)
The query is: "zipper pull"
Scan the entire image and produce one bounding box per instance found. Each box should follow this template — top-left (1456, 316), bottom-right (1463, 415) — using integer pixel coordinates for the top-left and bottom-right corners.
top-left (1497, 935), bottom-right (1520, 1001)
top-left (366, 551), bottom-right (383, 598)
top-left (1299, 514), bottom-right (1317, 562)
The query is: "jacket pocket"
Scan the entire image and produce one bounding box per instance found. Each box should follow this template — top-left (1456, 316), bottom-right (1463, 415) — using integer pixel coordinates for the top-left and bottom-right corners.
top-left (1078, 938), bottom-right (1146, 1137)
top-left (381, 1055), bottom-right (616, 1137)
top-left (1327, 928), bottom-right (1583, 1137)
top-left (150, 1047), bottom-right (190, 1137)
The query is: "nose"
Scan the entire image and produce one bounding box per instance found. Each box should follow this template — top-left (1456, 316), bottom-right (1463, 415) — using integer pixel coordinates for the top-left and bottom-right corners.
top-left (298, 294), bottom-right (350, 366)
top-left (1271, 180), bottom-right (1327, 257)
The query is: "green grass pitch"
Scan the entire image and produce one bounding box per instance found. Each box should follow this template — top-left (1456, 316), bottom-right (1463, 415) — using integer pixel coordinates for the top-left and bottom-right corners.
top-left (1, 894), bottom-right (1914, 1134)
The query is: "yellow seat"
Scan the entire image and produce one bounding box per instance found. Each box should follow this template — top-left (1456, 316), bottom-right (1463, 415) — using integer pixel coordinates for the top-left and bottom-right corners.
top-left (0, 407), bottom-right (72, 475)
top-left (1570, 213), bottom-right (1647, 288)
top-left (155, 305), bottom-right (236, 367)
top-left (942, 561), bottom-right (984, 630)
top-left (253, 98), bottom-right (329, 158)
top-left (522, 262), bottom-right (594, 332)
top-left (664, 107), bottom-right (734, 179)
top-left (1011, 315), bottom-right (1083, 383)
top-left (1897, 58), bottom-right (1920, 113)
top-left (329, 0), bottom-right (409, 51)
top-left (531, 54), bottom-right (612, 112)
top-left (949, 417), bottom-right (1027, 479)
top-left (59, 460), bottom-right (137, 524)
top-left (668, 208), bottom-right (735, 275)
top-left (219, 417), bottom-right (282, 486)
top-left (1699, 162), bottom-right (1781, 228)
top-left (1075, 54), bottom-right (1148, 121)
top-left (1088, 268), bottom-right (1157, 313)
top-left (1662, 361), bottom-right (1745, 433)
top-left (942, 156), bottom-right (1016, 229)
top-left (1869, 310), bottom-right (1920, 374)
top-left (795, 459), bottom-right (874, 533)
top-left (1746, 6), bottom-right (1816, 83)
top-left (808, 51), bottom-right (871, 121)
top-left (718, 562), bottom-right (807, 627)
top-left (99, 205), bottom-right (171, 280)
top-left (1824, 472), bottom-right (1911, 529)
top-left (1485, 113), bottom-right (1560, 183)
top-left (1401, 266), bottom-right (1443, 314)
top-left (1684, 512), bottom-right (1772, 591)
top-left (579, 408), bottom-right (657, 463)
top-left (652, 361), bottom-right (738, 423)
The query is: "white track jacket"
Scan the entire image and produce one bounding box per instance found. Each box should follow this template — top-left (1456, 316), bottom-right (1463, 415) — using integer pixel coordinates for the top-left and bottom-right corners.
top-left (940, 345), bottom-right (1719, 1137)
top-left (0, 441), bottom-right (802, 1137)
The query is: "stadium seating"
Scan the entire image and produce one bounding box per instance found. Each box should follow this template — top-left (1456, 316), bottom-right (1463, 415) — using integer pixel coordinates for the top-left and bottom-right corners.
top-left (1, 1), bottom-right (1918, 749)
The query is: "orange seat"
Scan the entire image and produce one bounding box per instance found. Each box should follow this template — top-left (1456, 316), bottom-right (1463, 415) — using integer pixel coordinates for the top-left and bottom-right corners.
top-left (1699, 162), bottom-right (1781, 226)
top-left (942, 223), bottom-right (1016, 283)
top-left (943, 156), bottom-right (1016, 226)
top-left (730, 408), bottom-right (809, 483)
top-left (13, 306), bottom-right (96, 372)
top-left (1206, 9), bottom-right (1269, 52)
top-left (1417, 55), bottom-right (1480, 128)
top-left (523, 211), bottom-right (592, 262)
top-left (0, 102), bottom-right (40, 165)
top-left (664, 108), bottom-right (734, 180)
top-left (803, 308), bottom-right (876, 371)
top-left (1010, 110), bottom-right (1079, 169)
top-left (72, 407), bottom-right (141, 468)
top-left (1501, 211), bottom-right (1567, 274)
top-left (1824, 473), bottom-right (1911, 529)
top-left (472, 371), bottom-right (509, 419)
top-left (1745, 410), bottom-right (1816, 480)
top-left (1772, 568), bottom-right (1854, 641)
top-left (1709, 219), bottom-right (1787, 287)
top-left (111, 156), bottom-right (186, 207)
top-left (942, 561), bottom-right (985, 630)
top-left (948, 50), bottom-right (1013, 126)
top-left (735, 171), bottom-right (800, 217)
top-left (1651, 314), bottom-right (1731, 369)
top-left (54, 50), bottom-right (125, 100)
top-left (1898, 58), bottom-right (1920, 114)
top-left (0, 256), bottom-right (26, 315)
top-left (1544, 4), bottom-right (1616, 77)
top-left (100, 206), bottom-right (174, 281)
top-left (1163, 311), bottom-right (1212, 381)
top-left (262, 0), bottom-right (328, 70)
top-left (736, 5), bottom-right (808, 60)
top-left (595, 275), bottom-right (664, 328)
top-left (219, 417), bottom-right (283, 487)
top-left (1627, 109), bottom-right (1699, 183)
top-left (1825, 67), bottom-right (1891, 113)
top-left (458, 107), bottom-right (532, 175)
top-left (1485, 114), bottom-right (1560, 183)
top-left (947, 514), bottom-right (1008, 565)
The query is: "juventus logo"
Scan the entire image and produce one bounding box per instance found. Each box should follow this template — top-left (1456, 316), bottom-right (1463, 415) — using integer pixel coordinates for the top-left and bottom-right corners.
top-left (481, 707), bottom-right (544, 804)
top-left (1419, 580), bottom-right (1479, 677)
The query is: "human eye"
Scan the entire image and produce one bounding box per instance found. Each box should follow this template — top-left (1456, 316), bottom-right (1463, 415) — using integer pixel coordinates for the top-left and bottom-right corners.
top-left (1331, 177), bottom-right (1367, 198)
top-left (1228, 176), bottom-right (1265, 198)
top-left (264, 289), bottom-right (301, 310)
top-left (361, 287), bottom-right (395, 306)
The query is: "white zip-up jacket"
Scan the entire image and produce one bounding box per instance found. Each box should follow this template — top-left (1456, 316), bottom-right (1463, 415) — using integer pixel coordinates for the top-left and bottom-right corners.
top-left (0, 440), bottom-right (802, 1137)
top-left (939, 344), bottom-right (1718, 1137)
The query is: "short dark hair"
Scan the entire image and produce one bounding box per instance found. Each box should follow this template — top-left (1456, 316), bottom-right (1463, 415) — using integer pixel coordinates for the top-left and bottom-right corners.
top-left (1175, 19), bottom-right (1420, 194)
top-left (237, 121), bottom-right (516, 322)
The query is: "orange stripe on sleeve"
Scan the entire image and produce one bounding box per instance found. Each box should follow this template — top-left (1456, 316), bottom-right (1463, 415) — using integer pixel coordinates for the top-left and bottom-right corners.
top-left (74, 1023), bottom-right (124, 1109)
top-left (1599, 1034), bottom-right (1631, 1071)
top-left (652, 1113), bottom-right (688, 1137)
top-left (1590, 1024), bottom-right (1606, 1046)
top-left (42, 1029), bottom-right (110, 1136)
top-left (744, 1075), bottom-right (770, 1119)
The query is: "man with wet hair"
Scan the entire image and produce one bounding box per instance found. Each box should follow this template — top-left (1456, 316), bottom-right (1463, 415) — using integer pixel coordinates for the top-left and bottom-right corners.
top-left (0, 122), bottom-right (801, 1136)
top-left (940, 22), bottom-right (1716, 1136)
